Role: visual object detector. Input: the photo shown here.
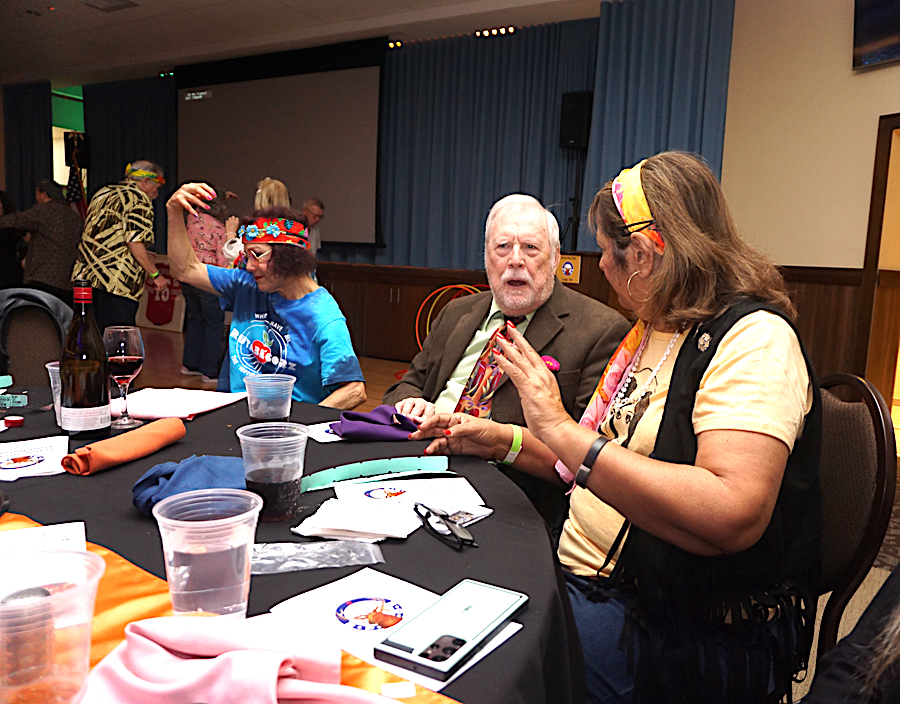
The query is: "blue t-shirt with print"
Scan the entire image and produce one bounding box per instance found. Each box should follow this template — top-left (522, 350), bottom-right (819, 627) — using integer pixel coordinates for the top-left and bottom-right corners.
top-left (207, 266), bottom-right (364, 403)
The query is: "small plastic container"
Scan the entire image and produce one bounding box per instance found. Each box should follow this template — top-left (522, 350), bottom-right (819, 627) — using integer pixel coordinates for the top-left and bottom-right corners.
top-left (243, 374), bottom-right (295, 422)
top-left (0, 550), bottom-right (105, 704)
top-left (236, 423), bottom-right (309, 522)
top-left (45, 362), bottom-right (61, 426)
top-left (152, 489), bottom-right (262, 619)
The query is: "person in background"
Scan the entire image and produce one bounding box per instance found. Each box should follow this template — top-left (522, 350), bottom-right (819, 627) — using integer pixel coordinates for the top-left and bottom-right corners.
top-left (71, 160), bottom-right (168, 331)
top-left (411, 152), bottom-right (822, 704)
top-left (167, 182), bottom-right (366, 410)
top-left (0, 191), bottom-right (25, 290)
top-left (255, 178), bottom-right (290, 209)
top-left (180, 183), bottom-right (230, 383)
top-left (386, 193), bottom-right (630, 526)
top-left (301, 197), bottom-right (324, 257)
top-left (0, 179), bottom-right (83, 307)
top-left (803, 565), bottom-right (900, 702)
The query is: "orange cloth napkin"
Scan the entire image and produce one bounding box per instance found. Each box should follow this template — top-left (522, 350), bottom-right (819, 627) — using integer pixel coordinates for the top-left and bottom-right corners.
top-left (61, 418), bottom-right (186, 476)
top-left (0, 513), bottom-right (173, 666)
top-left (0, 513), bottom-right (458, 703)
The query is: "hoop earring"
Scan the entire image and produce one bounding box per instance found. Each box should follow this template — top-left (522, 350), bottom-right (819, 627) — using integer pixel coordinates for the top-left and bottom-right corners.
top-left (626, 271), bottom-right (652, 303)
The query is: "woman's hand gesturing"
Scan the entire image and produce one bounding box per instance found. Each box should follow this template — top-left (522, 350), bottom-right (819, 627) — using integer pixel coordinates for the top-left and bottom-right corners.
top-left (494, 324), bottom-right (573, 443)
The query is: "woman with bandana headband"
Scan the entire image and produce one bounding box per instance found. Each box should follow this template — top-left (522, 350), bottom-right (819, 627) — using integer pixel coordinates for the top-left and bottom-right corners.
top-left (412, 151), bottom-right (821, 704)
top-left (166, 182), bottom-right (366, 410)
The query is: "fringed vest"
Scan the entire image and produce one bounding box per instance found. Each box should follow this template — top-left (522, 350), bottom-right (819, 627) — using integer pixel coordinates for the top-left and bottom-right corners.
top-left (584, 299), bottom-right (822, 704)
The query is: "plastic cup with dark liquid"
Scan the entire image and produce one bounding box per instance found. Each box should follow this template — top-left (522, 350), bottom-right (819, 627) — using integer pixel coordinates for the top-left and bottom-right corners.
top-left (236, 423), bottom-right (309, 522)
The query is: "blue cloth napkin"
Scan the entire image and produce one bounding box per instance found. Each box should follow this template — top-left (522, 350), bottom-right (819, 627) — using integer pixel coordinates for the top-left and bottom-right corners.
top-left (132, 454), bottom-right (245, 516)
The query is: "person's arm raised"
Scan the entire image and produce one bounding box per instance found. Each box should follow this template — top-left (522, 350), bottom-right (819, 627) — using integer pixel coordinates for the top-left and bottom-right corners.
top-left (495, 323), bottom-right (789, 557)
top-left (166, 183), bottom-right (217, 294)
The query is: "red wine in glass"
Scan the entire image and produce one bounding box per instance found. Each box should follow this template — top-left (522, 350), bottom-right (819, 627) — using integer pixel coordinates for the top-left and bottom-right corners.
top-left (103, 326), bottom-right (145, 429)
top-left (108, 355), bottom-right (144, 385)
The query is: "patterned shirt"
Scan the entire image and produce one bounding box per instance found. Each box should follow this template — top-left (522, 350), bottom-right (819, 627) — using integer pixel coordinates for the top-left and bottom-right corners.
top-left (0, 200), bottom-right (83, 290)
top-left (72, 180), bottom-right (154, 301)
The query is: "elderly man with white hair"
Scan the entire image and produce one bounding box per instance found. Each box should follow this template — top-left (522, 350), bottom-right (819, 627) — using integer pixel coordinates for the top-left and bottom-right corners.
top-left (384, 194), bottom-right (629, 524)
top-left (72, 160), bottom-right (168, 331)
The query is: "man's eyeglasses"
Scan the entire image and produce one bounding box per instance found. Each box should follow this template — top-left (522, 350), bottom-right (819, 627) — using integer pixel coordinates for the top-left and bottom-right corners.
top-left (414, 503), bottom-right (478, 551)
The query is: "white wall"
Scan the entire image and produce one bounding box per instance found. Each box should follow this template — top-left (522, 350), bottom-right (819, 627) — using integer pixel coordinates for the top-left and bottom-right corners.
top-left (722, 0), bottom-right (900, 268)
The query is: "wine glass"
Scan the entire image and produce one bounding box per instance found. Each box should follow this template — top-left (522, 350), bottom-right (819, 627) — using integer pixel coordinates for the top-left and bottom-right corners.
top-left (104, 326), bottom-right (145, 429)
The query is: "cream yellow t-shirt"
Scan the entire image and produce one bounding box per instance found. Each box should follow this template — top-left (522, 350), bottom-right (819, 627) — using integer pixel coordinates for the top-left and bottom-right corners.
top-left (558, 311), bottom-right (813, 577)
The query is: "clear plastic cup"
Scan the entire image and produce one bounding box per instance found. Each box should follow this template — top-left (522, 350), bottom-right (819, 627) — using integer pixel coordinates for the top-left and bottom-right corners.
top-left (243, 374), bottom-right (294, 422)
top-left (152, 489), bottom-right (262, 619)
top-left (0, 550), bottom-right (105, 704)
top-left (236, 423), bottom-right (309, 522)
top-left (45, 362), bottom-right (61, 426)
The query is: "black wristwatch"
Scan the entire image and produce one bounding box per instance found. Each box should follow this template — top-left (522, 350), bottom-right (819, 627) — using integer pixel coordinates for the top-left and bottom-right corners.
top-left (574, 436), bottom-right (609, 488)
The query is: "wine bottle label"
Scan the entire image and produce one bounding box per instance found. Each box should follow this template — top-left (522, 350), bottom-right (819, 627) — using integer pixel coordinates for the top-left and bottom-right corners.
top-left (60, 404), bottom-right (111, 431)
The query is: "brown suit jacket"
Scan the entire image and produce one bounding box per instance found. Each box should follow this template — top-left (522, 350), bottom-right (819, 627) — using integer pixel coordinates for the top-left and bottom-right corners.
top-left (383, 280), bottom-right (631, 426)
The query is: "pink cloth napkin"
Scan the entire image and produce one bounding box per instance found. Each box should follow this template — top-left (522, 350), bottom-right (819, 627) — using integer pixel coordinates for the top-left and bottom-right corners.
top-left (83, 614), bottom-right (395, 704)
top-left (111, 387), bottom-right (248, 421)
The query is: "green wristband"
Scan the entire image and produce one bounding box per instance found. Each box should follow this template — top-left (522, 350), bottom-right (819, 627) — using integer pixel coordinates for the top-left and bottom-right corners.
top-left (501, 424), bottom-right (523, 465)
top-left (149, 270), bottom-right (160, 279)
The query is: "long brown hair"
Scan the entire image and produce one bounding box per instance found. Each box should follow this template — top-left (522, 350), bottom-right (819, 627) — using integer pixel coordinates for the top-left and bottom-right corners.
top-left (589, 151), bottom-right (795, 328)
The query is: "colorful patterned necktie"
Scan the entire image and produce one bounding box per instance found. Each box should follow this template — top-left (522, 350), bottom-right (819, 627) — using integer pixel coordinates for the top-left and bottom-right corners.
top-left (453, 315), bottom-right (526, 417)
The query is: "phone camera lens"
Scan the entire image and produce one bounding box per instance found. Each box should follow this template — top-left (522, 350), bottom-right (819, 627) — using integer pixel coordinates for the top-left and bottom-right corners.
top-left (442, 646), bottom-right (456, 655)
top-left (433, 655), bottom-right (447, 662)
top-left (452, 638), bottom-right (466, 646)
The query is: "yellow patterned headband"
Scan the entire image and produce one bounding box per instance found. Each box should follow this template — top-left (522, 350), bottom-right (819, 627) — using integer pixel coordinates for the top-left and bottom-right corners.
top-left (611, 160), bottom-right (664, 252)
top-left (125, 163), bottom-right (165, 184)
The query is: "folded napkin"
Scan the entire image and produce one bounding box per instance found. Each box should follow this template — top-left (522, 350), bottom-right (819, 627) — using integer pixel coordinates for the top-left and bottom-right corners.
top-left (83, 614), bottom-right (395, 704)
top-left (329, 405), bottom-right (418, 442)
top-left (61, 418), bottom-right (186, 476)
top-left (111, 387), bottom-right (247, 421)
top-left (132, 454), bottom-right (245, 515)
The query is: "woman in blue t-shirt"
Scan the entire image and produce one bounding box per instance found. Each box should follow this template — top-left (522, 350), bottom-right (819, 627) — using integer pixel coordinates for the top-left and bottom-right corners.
top-left (166, 182), bottom-right (366, 410)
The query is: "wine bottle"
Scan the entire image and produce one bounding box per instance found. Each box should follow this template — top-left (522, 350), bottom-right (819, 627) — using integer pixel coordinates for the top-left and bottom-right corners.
top-left (60, 281), bottom-right (110, 437)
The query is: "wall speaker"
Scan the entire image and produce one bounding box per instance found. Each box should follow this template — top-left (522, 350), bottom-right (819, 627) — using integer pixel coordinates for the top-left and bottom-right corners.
top-left (64, 132), bottom-right (90, 169)
top-left (559, 91), bottom-right (593, 151)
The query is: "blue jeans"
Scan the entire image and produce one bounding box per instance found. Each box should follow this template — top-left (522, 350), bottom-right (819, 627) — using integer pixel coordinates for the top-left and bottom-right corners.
top-left (565, 574), bottom-right (637, 704)
top-left (181, 283), bottom-right (225, 378)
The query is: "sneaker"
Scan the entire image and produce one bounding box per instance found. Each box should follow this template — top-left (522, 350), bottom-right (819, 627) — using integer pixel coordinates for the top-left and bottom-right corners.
top-left (201, 375), bottom-right (218, 384)
top-left (181, 366), bottom-right (201, 376)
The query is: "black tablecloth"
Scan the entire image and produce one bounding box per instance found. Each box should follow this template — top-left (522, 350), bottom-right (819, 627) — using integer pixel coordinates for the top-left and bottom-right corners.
top-left (1, 389), bottom-right (584, 704)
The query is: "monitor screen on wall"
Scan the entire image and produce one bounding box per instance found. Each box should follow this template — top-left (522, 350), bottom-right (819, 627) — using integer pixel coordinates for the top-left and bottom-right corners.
top-left (854, 0), bottom-right (900, 69)
top-left (178, 65), bottom-right (381, 245)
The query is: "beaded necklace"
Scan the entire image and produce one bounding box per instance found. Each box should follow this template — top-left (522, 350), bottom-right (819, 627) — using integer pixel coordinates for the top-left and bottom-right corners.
top-left (609, 327), bottom-right (682, 414)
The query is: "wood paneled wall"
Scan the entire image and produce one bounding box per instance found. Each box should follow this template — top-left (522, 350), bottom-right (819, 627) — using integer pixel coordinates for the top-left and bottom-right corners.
top-left (320, 259), bottom-right (897, 399)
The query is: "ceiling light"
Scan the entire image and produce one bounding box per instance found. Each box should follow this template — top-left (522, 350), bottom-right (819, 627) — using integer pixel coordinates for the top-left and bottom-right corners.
top-left (499, 28), bottom-right (506, 34)
top-left (475, 31), bottom-right (481, 37)
top-left (491, 28), bottom-right (497, 35)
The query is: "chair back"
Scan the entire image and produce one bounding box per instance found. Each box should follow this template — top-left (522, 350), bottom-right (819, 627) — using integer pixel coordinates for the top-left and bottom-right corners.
top-left (815, 373), bottom-right (897, 661)
top-left (0, 289), bottom-right (72, 386)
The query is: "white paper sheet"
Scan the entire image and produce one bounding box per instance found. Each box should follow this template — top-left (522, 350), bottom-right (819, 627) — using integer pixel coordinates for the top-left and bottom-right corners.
top-left (0, 521), bottom-right (87, 555)
top-left (270, 568), bottom-right (521, 692)
top-left (292, 498), bottom-right (422, 542)
top-left (110, 388), bottom-right (247, 420)
top-left (333, 477), bottom-right (486, 508)
top-left (308, 421), bottom-right (344, 443)
top-left (0, 435), bottom-right (69, 480)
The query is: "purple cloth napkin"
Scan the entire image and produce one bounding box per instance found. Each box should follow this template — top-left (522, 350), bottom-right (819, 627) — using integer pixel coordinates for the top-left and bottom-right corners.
top-left (329, 404), bottom-right (418, 442)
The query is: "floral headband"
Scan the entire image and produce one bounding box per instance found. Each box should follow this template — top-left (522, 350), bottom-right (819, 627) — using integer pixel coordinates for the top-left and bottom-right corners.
top-left (611, 160), bottom-right (665, 253)
top-left (125, 163), bottom-right (165, 184)
top-left (239, 217), bottom-right (309, 249)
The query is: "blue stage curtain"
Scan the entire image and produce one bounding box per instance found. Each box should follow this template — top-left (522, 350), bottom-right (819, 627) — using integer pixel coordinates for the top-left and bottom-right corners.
top-left (2, 81), bottom-right (53, 212)
top-left (579, 0), bottom-right (735, 251)
top-left (83, 76), bottom-right (177, 251)
top-left (325, 19), bottom-right (599, 270)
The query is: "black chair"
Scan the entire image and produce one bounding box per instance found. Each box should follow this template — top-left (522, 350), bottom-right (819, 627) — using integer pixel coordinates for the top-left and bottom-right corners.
top-left (815, 373), bottom-right (897, 662)
top-left (0, 288), bottom-right (72, 386)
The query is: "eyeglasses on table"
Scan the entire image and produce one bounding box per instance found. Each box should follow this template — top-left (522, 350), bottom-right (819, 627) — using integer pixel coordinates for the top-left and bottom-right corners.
top-left (414, 502), bottom-right (478, 551)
